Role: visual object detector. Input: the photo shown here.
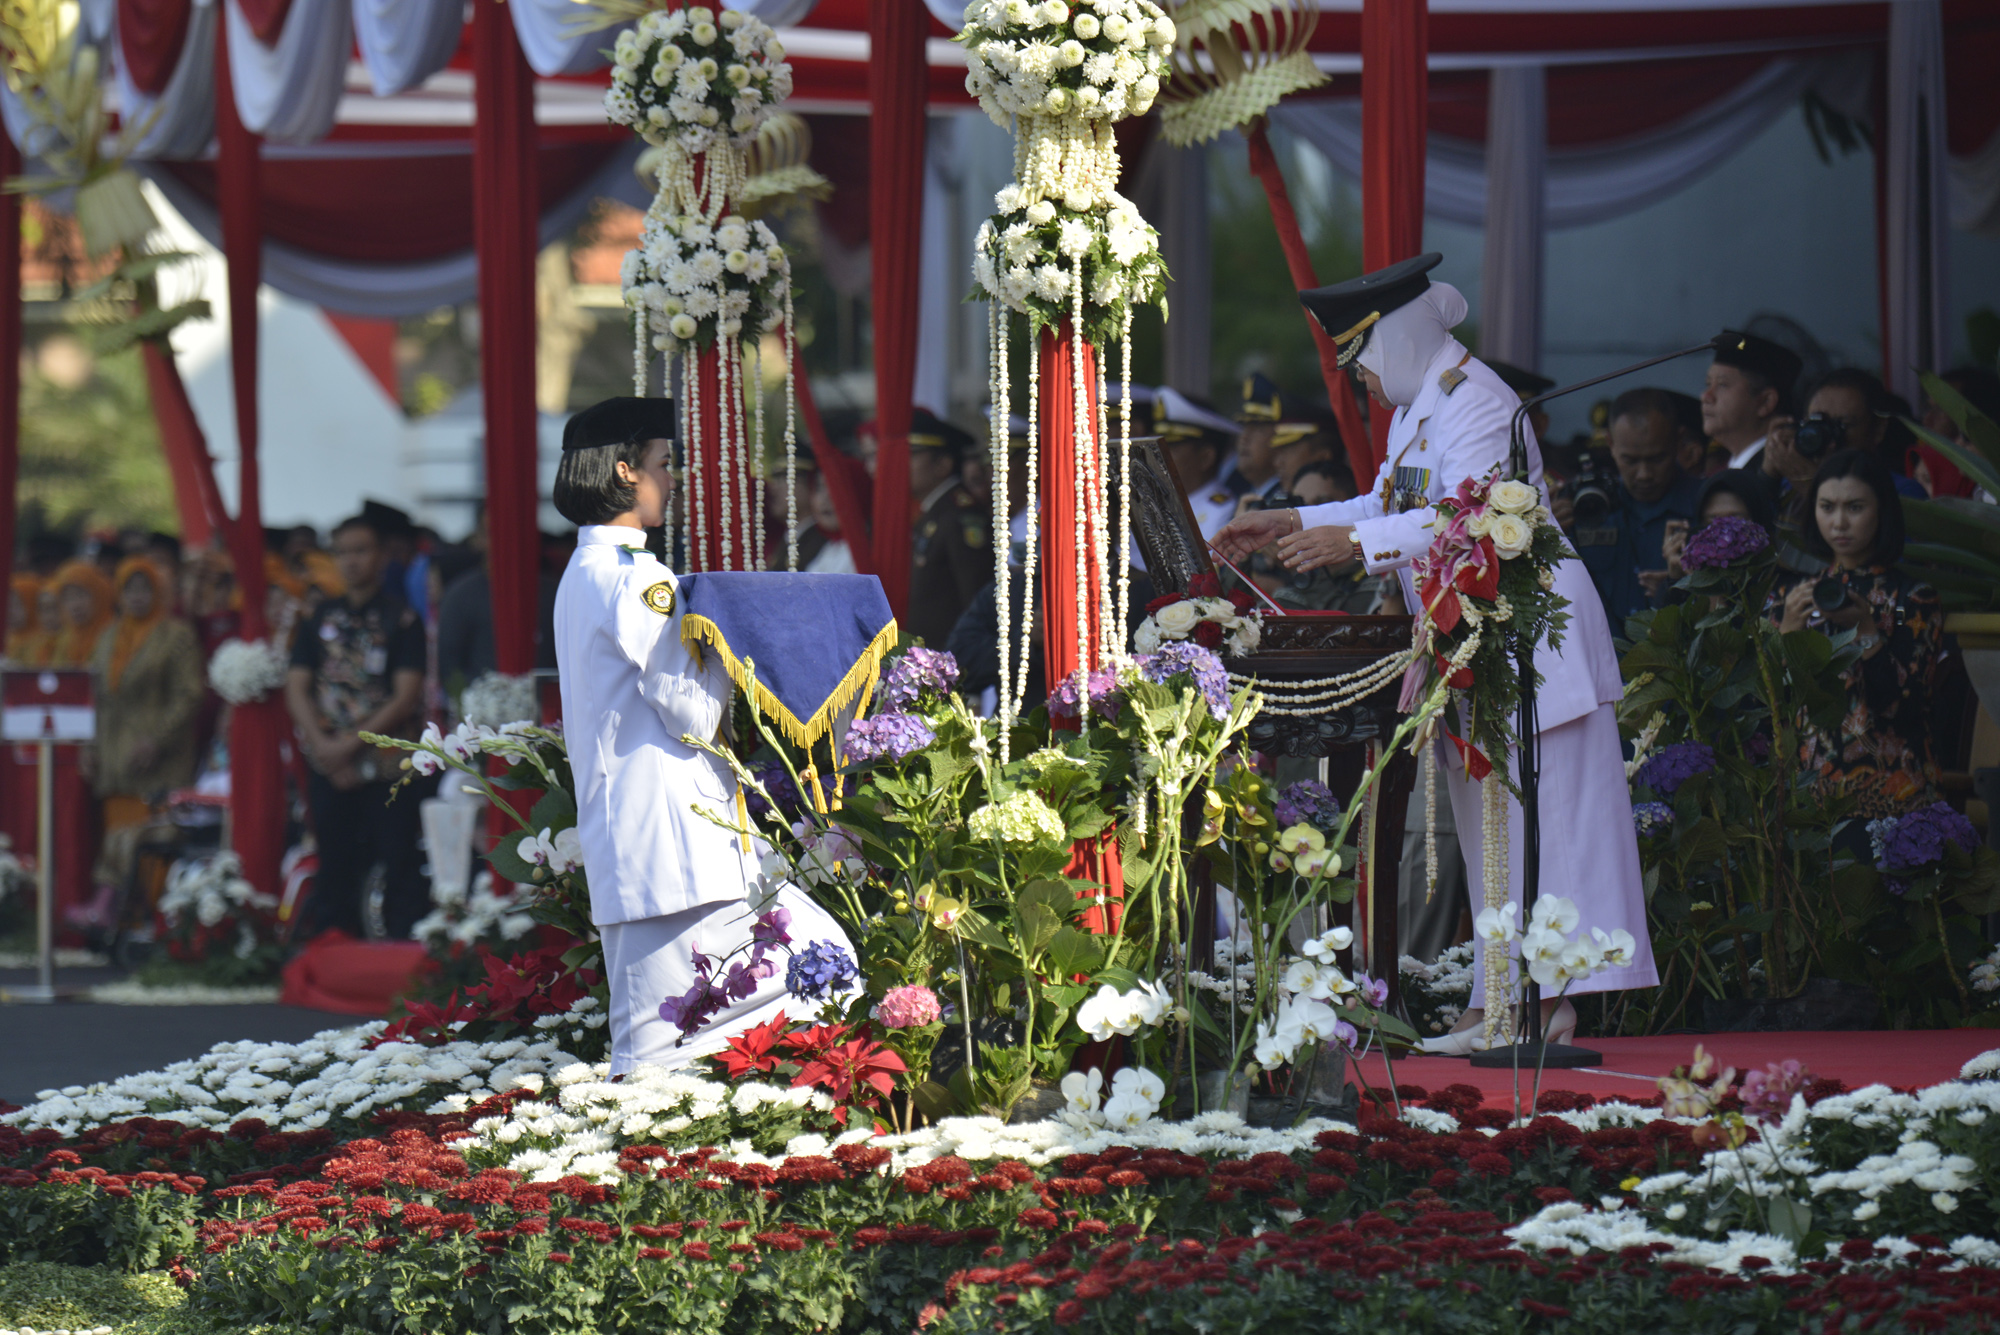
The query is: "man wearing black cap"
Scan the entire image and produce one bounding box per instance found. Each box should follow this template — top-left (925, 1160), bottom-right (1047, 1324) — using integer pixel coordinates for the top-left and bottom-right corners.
top-left (1703, 329), bottom-right (1802, 475)
top-left (551, 396), bottom-right (851, 1074)
top-left (1215, 253), bottom-right (1657, 1052)
top-left (1227, 373), bottom-right (1300, 502)
top-left (906, 408), bottom-right (991, 649)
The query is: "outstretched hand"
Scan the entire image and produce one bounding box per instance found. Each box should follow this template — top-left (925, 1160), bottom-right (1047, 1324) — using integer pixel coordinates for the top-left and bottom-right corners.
top-left (1277, 524), bottom-right (1357, 573)
top-left (1212, 507), bottom-right (1300, 562)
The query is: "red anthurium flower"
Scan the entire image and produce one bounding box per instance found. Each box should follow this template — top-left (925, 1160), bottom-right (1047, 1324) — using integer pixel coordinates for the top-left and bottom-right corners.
top-left (1434, 653), bottom-right (1474, 691)
top-left (1419, 576), bottom-right (1461, 636)
top-left (1447, 734), bottom-right (1493, 780)
top-left (1453, 538), bottom-right (1500, 601)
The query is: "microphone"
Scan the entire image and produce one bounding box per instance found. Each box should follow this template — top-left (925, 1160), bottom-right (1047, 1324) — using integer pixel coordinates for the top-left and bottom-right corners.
top-left (1472, 337), bottom-right (1723, 1071)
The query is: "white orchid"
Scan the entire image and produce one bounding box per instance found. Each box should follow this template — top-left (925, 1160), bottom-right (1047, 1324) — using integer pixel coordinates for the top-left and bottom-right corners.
top-left (1302, 926), bottom-right (1354, 964)
top-left (1530, 895), bottom-right (1580, 935)
top-left (1059, 1067), bottom-right (1102, 1115)
top-left (1475, 902), bottom-right (1520, 946)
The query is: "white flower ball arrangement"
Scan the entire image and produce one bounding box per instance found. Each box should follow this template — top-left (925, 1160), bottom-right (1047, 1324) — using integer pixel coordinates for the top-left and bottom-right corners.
top-left (604, 6), bottom-right (794, 155)
top-left (973, 186), bottom-right (1165, 341)
top-left (1132, 591), bottom-right (1261, 657)
top-left (207, 638), bottom-right (288, 706)
top-left (623, 210), bottom-right (790, 354)
top-left (959, 0), bottom-right (1174, 125)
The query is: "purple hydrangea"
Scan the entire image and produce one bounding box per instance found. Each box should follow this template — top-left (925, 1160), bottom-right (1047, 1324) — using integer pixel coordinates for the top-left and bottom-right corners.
top-left (1276, 780), bottom-right (1342, 830)
top-left (843, 712), bottom-right (936, 766)
top-left (1680, 515), bottom-right (1771, 571)
top-left (785, 940), bottom-right (859, 1001)
top-left (1047, 667), bottom-right (1123, 722)
top-left (1632, 802), bottom-right (1675, 839)
top-left (1868, 801), bottom-right (1980, 893)
top-left (744, 759), bottom-right (804, 821)
top-left (880, 647), bottom-right (960, 712)
top-left (1633, 741), bottom-right (1717, 797)
top-left (1138, 641), bottom-right (1230, 720)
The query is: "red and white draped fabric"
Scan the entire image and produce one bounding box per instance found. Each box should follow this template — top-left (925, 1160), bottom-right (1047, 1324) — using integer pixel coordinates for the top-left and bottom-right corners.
top-left (1479, 64), bottom-right (1545, 374)
top-left (350, 0), bottom-right (461, 96)
top-left (1883, 0), bottom-right (1949, 406)
top-left (222, 0), bottom-right (350, 142)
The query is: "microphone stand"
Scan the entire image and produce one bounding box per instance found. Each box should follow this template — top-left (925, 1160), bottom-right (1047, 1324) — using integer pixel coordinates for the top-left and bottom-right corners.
top-left (1469, 340), bottom-right (1720, 1071)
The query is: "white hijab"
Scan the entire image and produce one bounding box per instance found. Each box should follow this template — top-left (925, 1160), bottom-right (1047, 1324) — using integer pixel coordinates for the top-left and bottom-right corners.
top-left (1356, 281), bottom-right (1471, 408)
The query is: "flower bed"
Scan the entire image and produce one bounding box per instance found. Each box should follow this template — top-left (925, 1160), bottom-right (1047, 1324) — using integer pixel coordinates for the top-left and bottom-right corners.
top-left (7, 1020), bottom-right (2000, 1332)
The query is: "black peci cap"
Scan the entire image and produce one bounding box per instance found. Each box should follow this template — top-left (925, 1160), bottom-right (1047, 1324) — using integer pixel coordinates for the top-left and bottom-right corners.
top-left (562, 396), bottom-right (679, 452)
top-left (1299, 252), bottom-right (1444, 368)
top-left (360, 499), bottom-right (414, 537)
top-left (1485, 360), bottom-right (1555, 399)
top-left (1711, 330), bottom-right (1802, 395)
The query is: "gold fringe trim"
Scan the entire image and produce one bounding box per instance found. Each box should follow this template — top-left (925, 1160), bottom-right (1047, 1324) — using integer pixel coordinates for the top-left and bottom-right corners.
top-left (681, 614), bottom-right (900, 750)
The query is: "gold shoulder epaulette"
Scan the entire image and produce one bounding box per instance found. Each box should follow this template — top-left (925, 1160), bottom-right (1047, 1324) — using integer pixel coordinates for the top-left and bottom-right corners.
top-left (1438, 367), bottom-right (1467, 396)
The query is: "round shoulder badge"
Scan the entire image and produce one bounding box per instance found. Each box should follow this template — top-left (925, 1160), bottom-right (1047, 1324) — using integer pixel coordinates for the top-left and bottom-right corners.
top-left (640, 580), bottom-right (676, 616)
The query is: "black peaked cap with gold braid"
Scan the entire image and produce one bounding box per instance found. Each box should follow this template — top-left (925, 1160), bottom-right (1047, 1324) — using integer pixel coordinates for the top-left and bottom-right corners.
top-left (1236, 371), bottom-right (1323, 447)
top-left (1299, 252), bottom-right (1444, 369)
top-left (907, 407), bottom-right (975, 462)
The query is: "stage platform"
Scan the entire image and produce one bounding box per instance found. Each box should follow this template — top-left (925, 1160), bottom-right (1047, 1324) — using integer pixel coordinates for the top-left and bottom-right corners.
top-left (1352, 1030), bottom-right (2000, 1109)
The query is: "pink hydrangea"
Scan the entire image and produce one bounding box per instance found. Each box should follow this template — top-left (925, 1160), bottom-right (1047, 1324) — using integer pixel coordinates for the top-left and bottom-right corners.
top-left (877, 985), bottom-right (942, 1029)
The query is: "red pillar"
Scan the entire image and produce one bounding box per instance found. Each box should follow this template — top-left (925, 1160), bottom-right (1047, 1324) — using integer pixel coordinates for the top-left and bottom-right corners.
top-left (867, 0), bottom-right (927, 619)
top-left (0, 130), bottom-right (19, 600)
top-left (1245, 121), bottom-right (1375, 495)
top-left (472, 2), bottom-right (541, 674)
top-left (1361, 0), bottom-right (1427, 467)
top-left (142, 341), bottom-right (227, 547)
top-left (215, 21), bottom-right (285, 898)
top-left (1038, 324), bottom-right (1104, 690)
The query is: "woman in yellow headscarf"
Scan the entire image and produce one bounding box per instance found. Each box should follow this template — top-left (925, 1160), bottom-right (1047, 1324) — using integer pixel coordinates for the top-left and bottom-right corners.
top-left (88, 557), bottom-right (204, 893)
top-left (46, 561), bottom-right (114, 668)
top-left (6, 573), bottom-right (44, 664)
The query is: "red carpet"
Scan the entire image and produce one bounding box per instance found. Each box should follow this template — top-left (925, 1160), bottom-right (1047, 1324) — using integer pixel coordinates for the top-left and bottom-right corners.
top-left (1352, 1030), bottom-right (2000, 1108)
top-left (280, 932), bottom-right (429, 1017)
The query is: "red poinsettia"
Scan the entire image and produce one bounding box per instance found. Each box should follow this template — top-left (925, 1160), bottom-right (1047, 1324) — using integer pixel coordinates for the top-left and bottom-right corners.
top-left (792, 1034), bottom-right (907, 1109)
top-left (713, 1012), bottom-right (794, 1079)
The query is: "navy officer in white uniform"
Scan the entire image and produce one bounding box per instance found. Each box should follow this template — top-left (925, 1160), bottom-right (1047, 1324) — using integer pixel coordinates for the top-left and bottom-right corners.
top-left (1214, 255), bottom-right (1657, 1052)
top-left (551, 397), bottom-right (851, 1073)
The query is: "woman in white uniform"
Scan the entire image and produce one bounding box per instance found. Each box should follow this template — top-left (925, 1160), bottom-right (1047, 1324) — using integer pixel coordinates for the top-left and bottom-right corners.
top-left (1215, 255), bottom-right (1657, 1051)
top-left (551, 397), bottom-right (852, 1074)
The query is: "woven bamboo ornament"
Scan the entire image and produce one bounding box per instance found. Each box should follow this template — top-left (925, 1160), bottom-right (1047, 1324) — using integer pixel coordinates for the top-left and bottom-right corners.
top-left (1154, 0), bottom-right (1327, 147)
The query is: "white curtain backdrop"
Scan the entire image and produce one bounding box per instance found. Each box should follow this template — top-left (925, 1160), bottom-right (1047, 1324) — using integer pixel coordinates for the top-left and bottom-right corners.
top-left (1884, 0), bottom-right (1950, 404)
top-left (725, 0), bottom-right (826, 29)
top-left (352, 0), bottom-right (462, 96)
top-left (113, 0), bottom-right (217, 161)
top-left (510, 0), bottom-right (625, 78)
top-left (224, 0), bottom-right (351, 143)
top-left (1272, 53), bottom-right (1870, 230)
top-left (141, 140), bottom-right (649, 317)
top-left (1480, 63), bottom-right (1545, 371)
top-left (914, 114), bottom-right (952, 418)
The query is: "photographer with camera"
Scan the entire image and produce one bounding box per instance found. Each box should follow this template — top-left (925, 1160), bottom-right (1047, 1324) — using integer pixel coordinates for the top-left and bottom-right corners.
top-left (1573, 387), bottom-right (1706, 625)
top-left (1770, 450), bottom-right (1944, 820)
top-left (1780, 367), bottom-right (1926, 500)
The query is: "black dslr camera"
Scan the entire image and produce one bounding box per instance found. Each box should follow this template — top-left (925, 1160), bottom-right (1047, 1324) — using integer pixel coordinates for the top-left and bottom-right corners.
top-left (1567, 450), bottom-right (1615, 526)
top-left (1794, 413), bottom-right (1844, 460)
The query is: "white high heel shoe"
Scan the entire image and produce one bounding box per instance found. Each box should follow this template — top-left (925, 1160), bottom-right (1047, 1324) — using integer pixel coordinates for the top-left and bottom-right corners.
top-left (1417, 1000), bottom-right (1578, 1056)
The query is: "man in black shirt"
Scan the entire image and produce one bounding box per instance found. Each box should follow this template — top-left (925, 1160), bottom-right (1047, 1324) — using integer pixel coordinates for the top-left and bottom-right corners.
top-left (285, 512), bottom-right (432, 939)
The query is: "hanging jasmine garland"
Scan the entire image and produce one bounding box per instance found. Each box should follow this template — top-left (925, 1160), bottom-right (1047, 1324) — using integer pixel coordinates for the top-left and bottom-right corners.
top-left (604, 5), bottom-right (801, 573)
top-left (960, 0), bottom-right (1176, 752)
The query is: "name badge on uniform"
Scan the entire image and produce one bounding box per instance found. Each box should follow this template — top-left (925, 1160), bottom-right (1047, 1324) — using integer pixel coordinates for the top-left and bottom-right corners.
top-left (1389, 465), bottom-right (1432, 515)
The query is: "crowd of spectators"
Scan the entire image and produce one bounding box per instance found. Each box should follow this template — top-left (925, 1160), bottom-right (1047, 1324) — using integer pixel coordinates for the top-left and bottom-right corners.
top-left (1, 503), bottom-right (581, 949)
top-left (1558, 330), bottom-right (2000, 830)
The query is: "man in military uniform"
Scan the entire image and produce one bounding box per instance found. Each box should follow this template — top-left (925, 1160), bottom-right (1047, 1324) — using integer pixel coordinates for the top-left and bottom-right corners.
top-left (1154, 387), bottom-right (1240, 540)
top-left (906, 407), bottom-right (991, 648)
top-left (1226, 372), bottom-right (1301, 502)
top-left (1572, 387), bottom-right (1705, 629)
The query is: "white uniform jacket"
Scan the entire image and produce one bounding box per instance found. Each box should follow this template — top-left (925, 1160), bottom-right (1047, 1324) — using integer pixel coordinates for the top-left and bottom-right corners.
top-left (1295, 338), bottom-right (1622, 731)
top-left (555, 525), bottom-right (751, 927)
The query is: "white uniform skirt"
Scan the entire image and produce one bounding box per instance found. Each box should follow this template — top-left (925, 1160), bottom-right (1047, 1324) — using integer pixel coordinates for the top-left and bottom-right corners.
top-left (1440, 701), bottom-right (1659, 1000)
top-left (601, 885), bottom-right (855, 1075)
